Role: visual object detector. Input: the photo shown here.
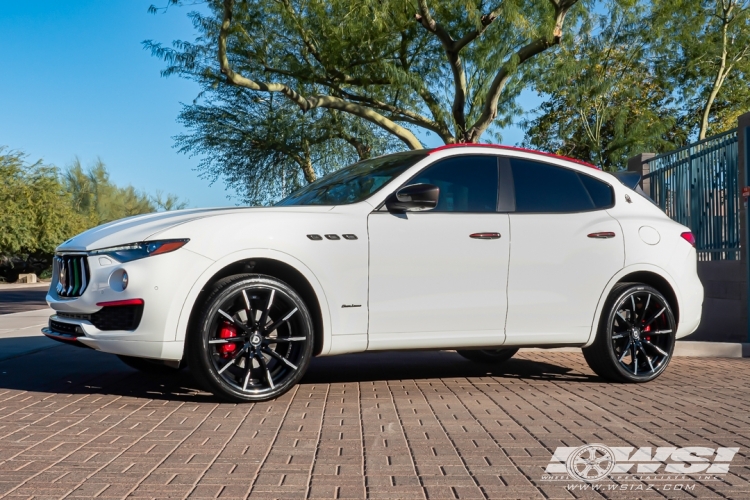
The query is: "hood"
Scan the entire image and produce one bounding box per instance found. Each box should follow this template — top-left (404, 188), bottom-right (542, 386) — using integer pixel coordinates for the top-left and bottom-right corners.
top-left (56, 207), bottom-right (251, 252)
top-left (56, 205), bottom-right (339, 252)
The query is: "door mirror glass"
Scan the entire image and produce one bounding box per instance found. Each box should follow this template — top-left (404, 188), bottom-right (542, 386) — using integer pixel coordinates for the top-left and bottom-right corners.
top-left (385, 183), bottom-right (440, 212)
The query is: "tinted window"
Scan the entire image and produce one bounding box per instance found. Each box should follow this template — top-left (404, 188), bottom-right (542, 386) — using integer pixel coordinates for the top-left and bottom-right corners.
top-left (410, 156), bottom-right (498, 212)
top-left (512, 159), bottom-right (607, 213)
top-left (579, 173), bottom-right (614, 208)
top-left (276, 151), bottom-right (428, 206)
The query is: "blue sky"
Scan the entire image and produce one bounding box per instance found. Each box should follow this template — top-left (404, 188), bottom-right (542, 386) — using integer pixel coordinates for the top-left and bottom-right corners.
top-left (0, 1), bottom-right (533, 208)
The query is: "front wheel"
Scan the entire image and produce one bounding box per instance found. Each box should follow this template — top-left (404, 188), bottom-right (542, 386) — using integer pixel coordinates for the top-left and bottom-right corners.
top-left (188, 274), bottom-right (314, 402)
top-left (583, 283), bottom-right (676, 383)
top-left (457, 348), bottom-right (519, 364)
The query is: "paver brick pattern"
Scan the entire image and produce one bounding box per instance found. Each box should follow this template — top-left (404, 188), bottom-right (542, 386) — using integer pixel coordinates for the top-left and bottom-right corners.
top-left (0, 345), bottom-right (747, 499)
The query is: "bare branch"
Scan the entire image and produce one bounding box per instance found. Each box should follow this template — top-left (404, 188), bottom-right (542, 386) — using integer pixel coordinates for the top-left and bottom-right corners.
top-left (218, 0), bottom-right (423, 149)
top-left (466, 1), bottom-right (577, 142)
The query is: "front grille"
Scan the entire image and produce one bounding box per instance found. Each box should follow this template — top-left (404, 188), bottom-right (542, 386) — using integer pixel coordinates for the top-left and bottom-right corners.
top-left (58, 304), bottom-right (143, 331)
top-left (55, 254), bottom-right (90, 298)
top-left (49, 319), bottom-right (83, 336)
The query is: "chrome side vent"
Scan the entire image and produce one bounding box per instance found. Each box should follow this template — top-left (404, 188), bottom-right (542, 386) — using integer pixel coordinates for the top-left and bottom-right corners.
top-left (55, 254), bottom-right (90, 298)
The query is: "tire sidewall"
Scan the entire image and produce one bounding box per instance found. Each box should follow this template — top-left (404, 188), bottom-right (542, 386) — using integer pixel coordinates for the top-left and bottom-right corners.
top-left (191, 275), bottom-right (314, 402)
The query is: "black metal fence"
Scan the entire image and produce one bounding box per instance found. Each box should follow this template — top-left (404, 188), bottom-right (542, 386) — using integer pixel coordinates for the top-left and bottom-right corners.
top-left (644, 129), bottom-right (740, 261)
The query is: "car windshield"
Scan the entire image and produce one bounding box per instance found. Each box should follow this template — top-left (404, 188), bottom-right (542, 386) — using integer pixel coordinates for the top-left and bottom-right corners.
top-left (276, 151), bottom-right (428, 206)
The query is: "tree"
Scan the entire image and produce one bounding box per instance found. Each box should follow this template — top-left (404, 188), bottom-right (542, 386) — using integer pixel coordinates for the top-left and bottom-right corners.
top-left (146, 0), bottom-right (582, 203)
top-left (62, 158), bottom-right (187, 224)
top-left (652, 0), bottom-right (750, 139)
top-left (0, 149), bottom-right (90, 259)
top-left (522, 4), bottom-right (685, 170)
top-left (174, 83), bottom-right (400, 204)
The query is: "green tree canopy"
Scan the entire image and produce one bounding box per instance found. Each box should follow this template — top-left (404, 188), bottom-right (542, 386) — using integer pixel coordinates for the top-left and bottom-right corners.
top-left (0, 149), bottom-right (90, 258)
top-left (146, 0), bottom-right (583, 203)
top-left (522, 4), bottom-right (685, 171)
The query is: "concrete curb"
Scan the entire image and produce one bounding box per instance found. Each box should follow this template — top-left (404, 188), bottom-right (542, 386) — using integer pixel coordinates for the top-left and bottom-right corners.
top-left (523, 341), bottom-right (750, 358)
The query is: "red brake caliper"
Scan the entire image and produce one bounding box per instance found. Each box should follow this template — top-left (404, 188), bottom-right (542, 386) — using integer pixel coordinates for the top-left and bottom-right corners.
top-left (644, 324), bottom-right (651, 342)
top-left (218, 321), bottom-right (238, 359)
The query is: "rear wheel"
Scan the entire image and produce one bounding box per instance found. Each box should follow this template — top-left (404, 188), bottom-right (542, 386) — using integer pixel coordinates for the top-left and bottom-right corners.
top-left (583, 283), bottom-right (676, 382)
top-left (457, 348), bottom-right (518, 364)
top-left (188, 274), bottom-right (314, 402)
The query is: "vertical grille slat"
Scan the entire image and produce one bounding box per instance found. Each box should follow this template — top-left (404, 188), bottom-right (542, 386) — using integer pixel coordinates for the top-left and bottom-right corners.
top-left (56, 254), bottom-right (90, 298)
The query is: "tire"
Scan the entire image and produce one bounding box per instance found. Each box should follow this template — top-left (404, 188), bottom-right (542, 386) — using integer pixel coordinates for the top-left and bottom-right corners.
top-left (457, 348), bottom-right (519, 364)
top-left (582, 283), bottom-right (676, 383)
top-left (187, 274), bottom-right (314, 403)
top-left (117, 355), bottom-right (183, 374)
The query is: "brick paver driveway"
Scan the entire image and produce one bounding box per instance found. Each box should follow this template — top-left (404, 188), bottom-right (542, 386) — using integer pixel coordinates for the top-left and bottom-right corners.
top-left (0, 344), bottom-right (748, 500)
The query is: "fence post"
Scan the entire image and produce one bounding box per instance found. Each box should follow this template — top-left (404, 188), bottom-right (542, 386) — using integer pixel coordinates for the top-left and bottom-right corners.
top-left (627, 153), bottom-right (655, 194)
top-left (739, 112), bottom-right (750, 342)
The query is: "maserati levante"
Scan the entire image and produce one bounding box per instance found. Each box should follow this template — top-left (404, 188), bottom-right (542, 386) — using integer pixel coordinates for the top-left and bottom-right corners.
top-left (43, 145), bottom-right (703, 402)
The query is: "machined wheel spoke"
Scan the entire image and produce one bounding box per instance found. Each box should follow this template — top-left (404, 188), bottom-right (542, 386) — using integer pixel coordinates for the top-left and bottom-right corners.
top-left (218, 346), bottom-right (247, 374)
top-left (264, 307), bottom-right (298, 335)
top-left (643, 294), bottom-right (652, 318)
top-left (630, 295), bottom-right (637, 321)
top-left (209, 337), bottom-right (245, 344)
top-left (242, 352), bottom-right (255, 391)
top-left (241, 289), bottom-right (256, 328)
top-left (643, 307), bottom-right (666, 329)
top-left (257, 354), bottom-right (274, 389)
top-left (265, 336), bottom-right (307, 343)
top-left (616, 310), bottom-right (633, 328)
top-left (612, 333), bottom-right (626, 340)
top-left (259, 289), bottom-right (275, 329)
top-left (218, 309), bottom-right (238, 325)
top-left (263, 347), bottom-right (298, 370)
top-left (632, 343), bottom-right (638, 375)
top-left (650, 329), bottom-right (673, 335)
top-left (639, 345), bottom-right (655, 372)
top-left (643, 340), bottom-right (668, 357)
top-left (618, 341), bottom-right (631, 362)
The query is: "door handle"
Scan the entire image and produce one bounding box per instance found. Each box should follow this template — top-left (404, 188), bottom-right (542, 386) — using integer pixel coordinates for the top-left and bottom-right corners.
top-left (588, 232), bottom-right (616, 239)
top-left (470, 232), bottom-right (501, 239)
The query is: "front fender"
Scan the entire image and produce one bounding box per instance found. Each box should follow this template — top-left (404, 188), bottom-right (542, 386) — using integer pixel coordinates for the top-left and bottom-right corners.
top-left (173, 248), bottom-right (333, 355)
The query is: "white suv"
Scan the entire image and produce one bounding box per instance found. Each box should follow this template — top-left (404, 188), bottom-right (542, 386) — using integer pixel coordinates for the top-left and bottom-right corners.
top-left (44, 145), bottom-right (704, 402)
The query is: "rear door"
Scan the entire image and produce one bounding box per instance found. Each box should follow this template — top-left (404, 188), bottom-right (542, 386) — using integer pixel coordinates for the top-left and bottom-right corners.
top-left (504, 158), bottom-right (624, 345)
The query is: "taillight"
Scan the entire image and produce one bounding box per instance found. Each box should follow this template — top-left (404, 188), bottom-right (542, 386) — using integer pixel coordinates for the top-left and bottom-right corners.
top-left (680, 232), bottom-right (696, 247)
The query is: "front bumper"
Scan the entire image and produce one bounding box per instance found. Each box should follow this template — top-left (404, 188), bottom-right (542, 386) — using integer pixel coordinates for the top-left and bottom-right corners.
top-left (44, 247), bottom-right (213, 360)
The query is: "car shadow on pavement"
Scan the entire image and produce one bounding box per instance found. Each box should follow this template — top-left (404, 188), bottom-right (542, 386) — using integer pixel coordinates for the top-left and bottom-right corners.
top-left (302, 350), bottom-right (595, 384)
top-left (0, 340), bottom-right (598, 402)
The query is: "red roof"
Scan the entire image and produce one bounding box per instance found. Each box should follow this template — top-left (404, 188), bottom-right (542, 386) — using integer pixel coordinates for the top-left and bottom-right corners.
top-left (428, 143), bottom-right (600, 170)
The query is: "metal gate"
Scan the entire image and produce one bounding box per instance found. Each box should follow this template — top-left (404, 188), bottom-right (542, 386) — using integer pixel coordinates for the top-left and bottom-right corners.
top-left (644, 129), bottom-right (740, 261)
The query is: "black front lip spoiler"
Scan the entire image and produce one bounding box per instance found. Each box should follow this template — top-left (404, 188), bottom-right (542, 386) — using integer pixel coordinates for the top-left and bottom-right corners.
top-left (42, 327), bottom-right (92, 349)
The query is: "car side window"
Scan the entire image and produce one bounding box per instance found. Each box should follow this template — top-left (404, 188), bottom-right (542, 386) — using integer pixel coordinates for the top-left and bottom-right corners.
top-left (510, 159), bottom-right (612, 213)
top-left (410, 156), bottom-right (498, 212)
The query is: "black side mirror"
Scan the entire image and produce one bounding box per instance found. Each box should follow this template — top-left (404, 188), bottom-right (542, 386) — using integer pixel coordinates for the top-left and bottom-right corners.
top-left (385, 183), bottom-right (439, 212)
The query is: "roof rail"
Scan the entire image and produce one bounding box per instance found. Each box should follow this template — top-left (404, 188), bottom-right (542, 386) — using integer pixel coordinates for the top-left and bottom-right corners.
top-left (428, 143), bottom-right (600, 170)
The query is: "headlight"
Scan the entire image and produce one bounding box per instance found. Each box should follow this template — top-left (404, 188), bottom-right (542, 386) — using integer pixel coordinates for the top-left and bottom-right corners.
top-left (89, 239), bottom-right (189, 263)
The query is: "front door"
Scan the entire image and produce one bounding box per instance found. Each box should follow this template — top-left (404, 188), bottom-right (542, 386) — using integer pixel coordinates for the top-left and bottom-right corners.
top-left (367, 154), bottom-right (511, 350)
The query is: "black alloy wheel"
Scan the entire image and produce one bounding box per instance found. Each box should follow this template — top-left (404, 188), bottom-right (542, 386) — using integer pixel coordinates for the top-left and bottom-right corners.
top-left (188, 274), bottom-right (314, 402)
top-left (583, 283), bottom-right (676, 382)
top-left (457, 348), bottom-right (519, 364)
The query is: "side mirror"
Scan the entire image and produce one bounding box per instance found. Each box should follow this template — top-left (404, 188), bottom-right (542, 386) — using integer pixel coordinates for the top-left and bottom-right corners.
top-left (385, 183), bottom-right (439, 212)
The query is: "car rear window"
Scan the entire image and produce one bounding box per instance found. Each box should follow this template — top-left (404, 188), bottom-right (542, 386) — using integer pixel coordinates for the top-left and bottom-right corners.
top-left (510, 159), bottom-right (613, 213)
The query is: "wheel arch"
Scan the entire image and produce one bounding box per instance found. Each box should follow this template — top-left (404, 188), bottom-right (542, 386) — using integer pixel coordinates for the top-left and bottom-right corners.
top-left (584, 264), bottom-right (681, 347)
top-left (176, 250), bottom-right (331, 357)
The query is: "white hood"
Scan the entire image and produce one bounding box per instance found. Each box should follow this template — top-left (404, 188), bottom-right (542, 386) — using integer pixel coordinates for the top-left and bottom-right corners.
top-left (56, 207), bottom-right (251, 252)
top-left (56, 205), bottom-right (339, 252)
